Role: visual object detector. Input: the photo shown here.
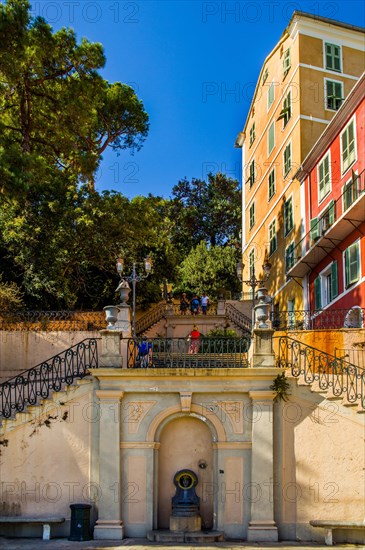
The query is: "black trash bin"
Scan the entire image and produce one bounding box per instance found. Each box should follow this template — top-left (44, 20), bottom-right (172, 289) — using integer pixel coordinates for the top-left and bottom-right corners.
top-left (69, 503), bottom-right (92, 541)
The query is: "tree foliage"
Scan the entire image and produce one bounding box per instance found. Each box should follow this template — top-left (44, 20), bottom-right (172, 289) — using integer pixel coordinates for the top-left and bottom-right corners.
top-left (176, 242), bottom-right (240, 299)
top-left (169, 172), bottom-right (241, 255)
top-left (0, 0), bottom-right (149, 192)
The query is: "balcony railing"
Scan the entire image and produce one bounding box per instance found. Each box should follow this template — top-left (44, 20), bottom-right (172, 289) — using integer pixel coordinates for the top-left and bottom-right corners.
top-left (126, 337), bottom-right (250, 369)
top-left (289, 168), bottom-right (365, 271)
top-left (271, 308), bottom-right (365, 330)
top-left (276, 336), bottom-right (365, 409)
top-left (0, 311), bottom-right (105, 331)
top-left (0, 339), bottom-right (99, 419)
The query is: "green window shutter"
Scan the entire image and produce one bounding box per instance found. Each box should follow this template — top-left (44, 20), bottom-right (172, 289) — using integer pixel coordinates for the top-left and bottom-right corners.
top-left (310, 217), bottom-right (320, 241)
top-left (268, 123), bottom-right (275, 154)
top-left (328, 199), bottom-right (335, 225)
top-left (344, 247), bottom-right (350, 287)
top-left (331, 262), bottom-right (338, 300)
top-left (314, 277), bottom-right (321, 309)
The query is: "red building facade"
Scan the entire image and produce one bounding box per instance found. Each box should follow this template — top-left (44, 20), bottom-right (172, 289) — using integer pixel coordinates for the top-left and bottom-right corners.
top-left (288, 72), bottom-right (365, 328)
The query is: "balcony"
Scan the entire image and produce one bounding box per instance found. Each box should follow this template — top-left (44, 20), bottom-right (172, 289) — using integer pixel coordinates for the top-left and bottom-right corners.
top-left (288, 169), bottom-right (365, 278)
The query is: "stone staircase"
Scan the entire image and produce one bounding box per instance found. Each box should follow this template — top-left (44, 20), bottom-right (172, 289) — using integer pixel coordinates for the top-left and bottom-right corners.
top-left (276, 336), bottom-right (365, 414)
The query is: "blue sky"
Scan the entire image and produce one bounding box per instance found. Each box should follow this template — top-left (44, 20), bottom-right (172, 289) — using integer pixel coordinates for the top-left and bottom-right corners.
top-left (31, 0), bottom-right (365, 198)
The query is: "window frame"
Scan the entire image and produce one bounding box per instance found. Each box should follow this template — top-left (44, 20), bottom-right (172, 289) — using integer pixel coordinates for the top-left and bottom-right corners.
top-left (283, 142), bottom-right (292, 178)
top-left (340, 116), bottom-right (357, 175)
top-left (249, 123), bottom-right (256, 147)
top-left (283, 47), bottom-right (291, 78)
top-left (268, 168), bottom-right (276, 201)
top-left (285, 242), bottom-right (295, 272)
top-left (324, 42), bottom-right (342, 73)
top-left (324, 78), bottom-right (344, 111)
top-left (249, 202), bottom-right (255, 230)
top-left (267, 82), bottom-right (274, 111)
top-left (268, 122), bottom-right (275, 155)
top-left (284, 195), bottom-right (294, 237)
top-left (249, 159), bottom-right (256, 187)
top-left (317, 151), bottom-right (331, 203)
top-left (269, 218), bottom-right (277, 256)
top-left (344, 240), bottom-right (361, 288)
top-left (343, 171), bottom-right (359, 211)
top-left (278, 90), bottom-right (292, 127)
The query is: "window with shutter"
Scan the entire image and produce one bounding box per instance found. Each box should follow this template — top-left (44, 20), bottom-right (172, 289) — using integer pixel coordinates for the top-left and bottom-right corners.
top-left (268, 122), bottom-right (275, 155)
top-left (249, 123), bottom-right (255, 147)
top-left (249, 203), bottom-right (255, 229)
top-left (314, 277), bottom-right (321, 309)
top-left (268, 169), bottom-right (275, 200)
top-left (278, 91), bottom-right (291, 126)
top-left (325, 42), bottom-right (341, 72)
top-left (249, 160), bottom-right (255, 187)
top-left (283, 48), bottom-right (291, 78)
top-left (341, 119), bottom-right (356, 173)
top-left (343, 172), bottom-right (359, 210)
top-left (331, 261), bottom-right (338, 301)
top-left (318, 153), bottom-right (331, 201)
top-left (344, 241), bottom-right (360, 288)
top-left (285, 242), bottom-right (295, 272)
top-left (325, 79), bottom-right (343, 110)
top-left (269, 220), bottom-right (277, 255)
top-left (283, 143), bottom-right (291, 177)
top-left (267, 82), bottom-right (274, 110)
top-left (284, 197), bottom-right (293, 236)
top-left (310, 217), bottom-right (320, 242)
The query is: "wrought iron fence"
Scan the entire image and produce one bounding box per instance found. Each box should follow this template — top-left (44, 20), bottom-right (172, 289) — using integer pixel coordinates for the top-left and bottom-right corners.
top-left (0, 311), bottom-right (105, 331)
top-left (271, 308), bottom-right (365, 331)
top-left (225, 303), bottom-right (252, 334)
top-left (127, 337), bottom-right (250, 369)
top-left (171, 302), bottom-right (217, 316)
top-left (276, 336), bottom-right (365, 409)
top-left (0, 339), bottom-right (99, 419)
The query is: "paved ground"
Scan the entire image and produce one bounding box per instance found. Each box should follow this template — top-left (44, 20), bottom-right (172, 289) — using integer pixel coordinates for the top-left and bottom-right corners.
top-left (0, 540), bottom-right (363, 550)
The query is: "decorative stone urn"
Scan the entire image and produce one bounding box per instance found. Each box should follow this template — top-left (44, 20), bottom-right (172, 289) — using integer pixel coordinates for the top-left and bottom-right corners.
top-left (103, 305), bottom-right (121, 330)
top-left (255, 287), bottom-right (272, 328)
top-left (116, 279), bottom-right (131, 307)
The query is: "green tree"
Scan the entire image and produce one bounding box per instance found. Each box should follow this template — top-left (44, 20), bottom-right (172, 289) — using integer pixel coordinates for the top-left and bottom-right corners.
top-left (169, 173), bottom-right (241, 256)
top-left (0, 0), bottom-right (149, 192)
top-left (177, 241), bottom-right (240, 299)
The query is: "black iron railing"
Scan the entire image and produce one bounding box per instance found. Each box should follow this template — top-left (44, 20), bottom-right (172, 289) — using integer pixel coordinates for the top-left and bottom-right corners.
top-left (0, 339), bottom-right (99, 419)
top-left (0, 311), bottom-right (105, 331)
top-left (271, 308), bottom-right (365, 330)
top-left (225, 303), bottom-right (252, 334)
top-left (127, 337), bottom-right (250, 369)
top-left (276, 336), bottom-right (365, 409)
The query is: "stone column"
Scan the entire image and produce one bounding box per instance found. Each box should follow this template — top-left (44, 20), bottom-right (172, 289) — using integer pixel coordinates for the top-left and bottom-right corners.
top-left (247, 390), bottom-right (278, 542)
top-left (93, 390), bottom-right (124, 540)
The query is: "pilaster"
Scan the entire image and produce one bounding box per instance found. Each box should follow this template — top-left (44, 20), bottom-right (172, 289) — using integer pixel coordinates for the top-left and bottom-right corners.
top-left (93, 390), bottom-right (124, 540)
top-left (247, 390), bottom-right (278, 542)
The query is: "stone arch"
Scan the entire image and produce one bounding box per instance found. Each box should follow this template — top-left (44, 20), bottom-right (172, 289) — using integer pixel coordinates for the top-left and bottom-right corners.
top-left (146, 403), bottom-right (227, 443)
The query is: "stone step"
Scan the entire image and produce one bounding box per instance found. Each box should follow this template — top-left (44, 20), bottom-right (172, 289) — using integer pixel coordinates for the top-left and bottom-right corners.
top-left (147, 530), bottom-right (224, 543)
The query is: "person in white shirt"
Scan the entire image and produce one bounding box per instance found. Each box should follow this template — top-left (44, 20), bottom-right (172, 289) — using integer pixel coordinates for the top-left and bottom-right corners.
top-left (201, 293), bottom-right (209, 315)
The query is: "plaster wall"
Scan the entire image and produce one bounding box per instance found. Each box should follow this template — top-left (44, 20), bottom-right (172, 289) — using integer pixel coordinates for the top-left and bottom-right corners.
top-left (275, 383), bottom-right (365, 542)
top-left (0, 380), bottom-right (98, 538)
top-left (0, 331), bottom-right (99, 382)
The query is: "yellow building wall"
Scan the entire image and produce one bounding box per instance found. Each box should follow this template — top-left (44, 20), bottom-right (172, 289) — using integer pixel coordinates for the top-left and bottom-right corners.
top-left (242, 21), bottom-right (365, 311)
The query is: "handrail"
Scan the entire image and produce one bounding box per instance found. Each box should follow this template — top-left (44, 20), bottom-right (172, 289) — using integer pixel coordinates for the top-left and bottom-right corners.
top-left (135, 302), bottom-right (167, 335)
top-left (275, 336), bottom-right (365, 409)
top-left (126, 337), bottom-right (250, 369)
top-left (225, 303), bottom-right (252, 334)
top-left (0, 338), bottom-right (99, 419)
top-left (271, 308), bottom-right (365, 330)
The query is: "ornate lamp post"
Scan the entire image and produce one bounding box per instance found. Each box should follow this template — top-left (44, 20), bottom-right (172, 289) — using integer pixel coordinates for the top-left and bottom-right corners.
top-left (116, 256), bottom-right (152, 337)
top-left (237, 259), bottom-right (272, 329)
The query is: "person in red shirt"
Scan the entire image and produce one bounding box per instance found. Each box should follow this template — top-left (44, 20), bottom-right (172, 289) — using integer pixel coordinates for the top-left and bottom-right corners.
top-left (189, 325), bottom-right (201, 354)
